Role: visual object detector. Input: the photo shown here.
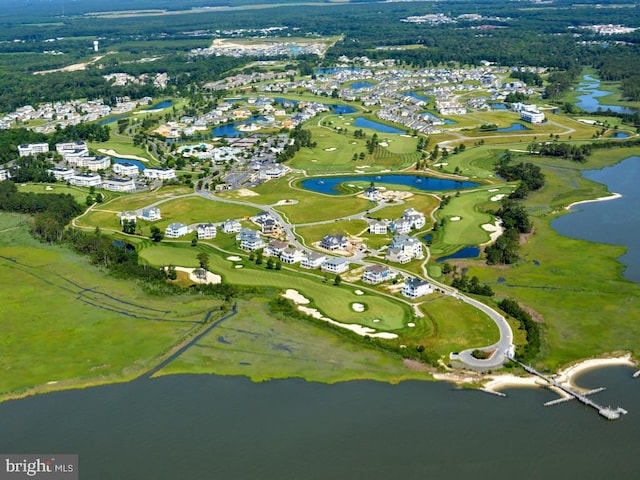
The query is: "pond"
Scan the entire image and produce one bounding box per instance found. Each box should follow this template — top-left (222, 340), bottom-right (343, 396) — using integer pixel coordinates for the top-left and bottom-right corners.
top-left (576, 75), bottom-right (637, 115)
top-left (212, 116), bottom-right (268, 137)
top-left (330, 104), bottom-right (357, 115)
top-left (352, 117), bottom-right (405, 134)
top-left (612, 132), bottom-right (629, 138)
top-left (300, 174), bottom-right (479, 195)
top-left (144, 100), bottom-right (173, 111)
top-left (403, 91), bottom-right (430, 102)
top-left (435, 246), bottom-right (481, 262)
top-left (97, 115), bottom-right (129, 125)
top-left (350, 81), bottom-right (374, 90)
top-left (491, 104), bottom-right (508, 110)
top-left (483, 123), bottom-right (531, 133)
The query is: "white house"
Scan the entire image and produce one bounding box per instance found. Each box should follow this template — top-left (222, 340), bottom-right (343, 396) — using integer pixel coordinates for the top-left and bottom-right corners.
top-left (119, 211), bottom-right (138, 225)
top-left (301, 252), bottom-right (327, 269)
top-left (389, 218), bottom-right (412, 235)
top-left (369, 220), bottom-right (388, 235)
top-left (102, 178), bottom-right (136, 192)
top-left (75, 155), bottom-right (111, 172)
top-left (280, 246), bottom-right (305, 264)
top-left (362, 264), bottom-right (397, 285)
top-left (236, 229), bottom-right (264, 251)
top-left (197, 223), bottom-right (217, 239)
top-left (18, 143), bottom-right (49, 157)
top-left (320, 234), bottom-right (348, 251)
top-left (56, 141), bottom-right (88, 156)
top-left (68, 173), bottom-right (102, 187)
top-left (112, 162), bottom-right (140, 177)
top-left (165, 222), bottom-right (189, 238)
top-left (402, 277), bottom-right (433, 299)
top-left (0, 168), bottom-right (9, 181)
top-left (402, 208), bottom-right (426, 229)
top-left (363, 186), bottom-right (382, 201)
top-left (321, 257), bottom-right (350, 274)
top-left (265, 240), bottom-right (288, 257)
top-left (520, 107), bottom-right (545, 124)
top-left (221, 219), bottom-right (242, 234)
top-left (385, 235), bottom-right (424, 263)
top-left (144, 168), bottom-right (176, 180)
top-left (47, 167), bottom-right (75, 181)
top-left (140, 207), bottom-right (161, 221)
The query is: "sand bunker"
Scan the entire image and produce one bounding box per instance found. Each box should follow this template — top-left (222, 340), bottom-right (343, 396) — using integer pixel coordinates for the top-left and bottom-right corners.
top-left (481, 221), bottom-right (504, 244)
top-left (227, 256), bottom-right (242, 261)
top-left (283, 291), bottom-right (397, 339)
top-left (488, 188), bottom-right (499, 193)
top-left (379, 141), bottom-right (388, 147)
top-left (354, 290), bottom-right (364, 295)
top-left (98, 149), bottom-right (149, 162)
top-left (236, 188), bottom-right (259, 197)
top-left (372, 319), bottom-right (380, 323)
top-left (173, 266), bottom-right (221, 284)
top-left (407, 322), bottom-right (415, 327)
top-left (490, 194), bottom-right (506, 202)
top-left (235, 265), bottom-right (243, 269)
top-left (450, 216), bottom-right (461, 221)
top-left (282, 289), bottom-right (310, 305)
top-left (351, 303), bottom-right (365, 312)
top-left (324, 147), bottom-right (337, 152)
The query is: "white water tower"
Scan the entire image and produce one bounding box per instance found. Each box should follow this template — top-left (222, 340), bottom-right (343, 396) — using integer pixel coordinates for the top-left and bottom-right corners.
top-left (93, 40), bottom-right (99, 52)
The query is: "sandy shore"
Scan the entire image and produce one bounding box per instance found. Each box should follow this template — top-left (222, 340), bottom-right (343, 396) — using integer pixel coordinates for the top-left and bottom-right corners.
top-left (479, 354), bottom-right (636, 395)
top-left (565, 192), bottom-right (621, 210)
top-left (98, 149), bottom-right (149, 162)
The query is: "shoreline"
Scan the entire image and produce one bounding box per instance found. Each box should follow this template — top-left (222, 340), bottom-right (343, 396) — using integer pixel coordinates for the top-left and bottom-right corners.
top-left (1, 353), bottom-right (636, 405)
top-left (565, 192), bottom-right (621, 210)
top-left (479, 354), bottom-right (636, 395)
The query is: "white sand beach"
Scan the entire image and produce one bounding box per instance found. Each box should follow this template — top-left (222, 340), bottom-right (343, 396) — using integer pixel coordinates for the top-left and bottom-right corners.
top-left (565, 193), bottom-right (622, 210)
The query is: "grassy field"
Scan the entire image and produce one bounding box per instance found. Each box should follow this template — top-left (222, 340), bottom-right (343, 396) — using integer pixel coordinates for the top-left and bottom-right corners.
top-left (0, 214), bottom-right (221, 400)
top-left (156, 297), bottom-right (429, 384)
top-left (16, 183), bottom-right (99, 204)
top-left (442, 149), bottom-right (640, 369)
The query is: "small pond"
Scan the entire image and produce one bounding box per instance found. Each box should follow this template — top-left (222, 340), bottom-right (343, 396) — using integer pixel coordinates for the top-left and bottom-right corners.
top-left (300, 174), bottom-right (479, 195)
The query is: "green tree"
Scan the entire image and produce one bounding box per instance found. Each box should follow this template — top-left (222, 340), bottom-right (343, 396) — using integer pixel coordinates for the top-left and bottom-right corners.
top-left (150, 226), bottom-right (163, 243)
top-left (196, 252), bottom-right (210, 270)
top-left (334, 275), bottom-right (342, 286)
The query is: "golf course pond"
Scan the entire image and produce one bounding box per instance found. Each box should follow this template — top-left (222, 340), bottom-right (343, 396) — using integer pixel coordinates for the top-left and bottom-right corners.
top-left (300, 174), bottom-right (479, 195)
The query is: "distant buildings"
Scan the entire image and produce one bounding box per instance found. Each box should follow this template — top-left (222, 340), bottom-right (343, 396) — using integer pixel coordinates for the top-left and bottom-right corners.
top-left (18, 143), bottom-right (49, 157)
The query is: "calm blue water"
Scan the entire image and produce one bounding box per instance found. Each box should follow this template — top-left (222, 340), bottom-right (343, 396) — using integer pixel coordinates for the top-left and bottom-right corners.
top-left (0, 367), bottom-right (638, 480)
top-left (97, 115), bottom-right (128, 125)
top-left (423, 234), bottom-right (432, 242)
top-left (113, 158), bottom-right (146, 171)
top-left (436, 246), bottom-right (481, 262)
top-left (274, 97), bottom-right (298, 106)
top-left (301, 175), bottom-right (479, 195)
top-left (212, 116), bottom-right (264, 137)
top-left (353, 117), bottom-right (405, 134)
top-left (551, 156), bottom-right (640, 282)
top-left (493, 123), bottom-right (530, 133)
top-left (350, 81), bottom-right (374, 90)
top-left (576, 75), bottom-right (636, 114)
top-left (330, 104), bottom-right (357, 115)
top-left (145, 100), bottom-right (173, 111)
top-left (491, 103), bottom-right (508, 110)
top-left (404, 91), bottom-right (430, 102)
top-left (421, 111), bottom-right (456, 125)
top-left (315, 68), bottom-right (363, 75)
top-left (612, 132), bottom-right (629, 138)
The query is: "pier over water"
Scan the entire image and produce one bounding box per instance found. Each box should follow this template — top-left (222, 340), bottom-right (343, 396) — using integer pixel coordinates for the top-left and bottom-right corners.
top-left (512, 358), bottom-right (628, 420)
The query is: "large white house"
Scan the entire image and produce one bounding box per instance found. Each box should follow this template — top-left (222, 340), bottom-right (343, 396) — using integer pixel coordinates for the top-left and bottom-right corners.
top-left (320, 234), bottom-right (348, 251)
top-left (112, 162), bottom-right (140, 177)
top-left (369, 220), bottom-right (388, 235)
top-left (280, 246), bottom-right (305, 264)
top-left (197, 223), bottom-right (217, 239)
top-left (301, 252), bottom-right (327, 269)
top-left (140, 207), bottom-right (161, 221)
top-left (165, 222), bottom-right (189, 238)
top-left (47, 167), bottom-right (75, 181)
top-left (402, 277), bottom-right (433, 299)
top-left (221, 219), bottom-right (242, 234)
top-left (144, 168), bottom-right (176, 180)
top-left (362, 264), bottom-right (397, 285)
top-left (68, 173), bottom-right (102, 187)
top-left (18, 143), bottom-right (49, 157)
top-left (265, 240), bottom-right (288, 258)
top-left (236, 229), bottom-right (264, 251)
top-left (102, 178), bottom-right (136, 192)
top-left (385, 235), bottom-right (424, 263)
top-left (321, 257), bottom-right (350, 274)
